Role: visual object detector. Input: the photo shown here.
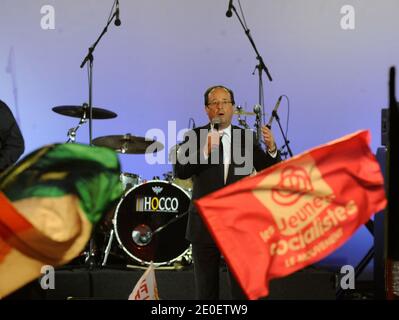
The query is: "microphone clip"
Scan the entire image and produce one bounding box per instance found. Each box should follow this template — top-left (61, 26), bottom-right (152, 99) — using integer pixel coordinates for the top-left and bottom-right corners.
top-left (226, 0), bottom-right (233, 18)
top-left (114, 0), bottom-right (121, 26)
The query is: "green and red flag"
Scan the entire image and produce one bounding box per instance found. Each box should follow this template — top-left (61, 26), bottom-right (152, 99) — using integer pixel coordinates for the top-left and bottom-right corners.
top-left (195, 130), bottom-right (387, 300)
top-left (0, 143), bottom-right (123, 298)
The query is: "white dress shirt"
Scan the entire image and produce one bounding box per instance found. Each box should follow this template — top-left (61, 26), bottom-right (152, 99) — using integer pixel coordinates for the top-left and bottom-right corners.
top-left (204, 124), bottom-right (277, 184)
top-left (219, 125), bottom-right (231, 184)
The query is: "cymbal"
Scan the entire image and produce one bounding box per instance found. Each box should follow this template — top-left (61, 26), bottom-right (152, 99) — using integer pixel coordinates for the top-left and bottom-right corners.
top-left (234, 109), bottom-right (255, 116)
top-left (92, 134), bottom-right (164, 154)
top-left (52, 105), bottom-right (117, 119)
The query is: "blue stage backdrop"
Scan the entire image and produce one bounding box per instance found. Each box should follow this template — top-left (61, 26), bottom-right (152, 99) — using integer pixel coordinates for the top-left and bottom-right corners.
top-left (1, 0), bottom-right (398, 275)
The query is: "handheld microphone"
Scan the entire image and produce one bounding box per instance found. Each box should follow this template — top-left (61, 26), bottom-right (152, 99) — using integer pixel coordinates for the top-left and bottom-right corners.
top-left (266, 96), bottom-right (283, 128)
top-left (114, 0), bottom-right (121, 26)
top-left (212, 117), bottom-right (221, 131)
top-left (226, 0), bottom-right (233, 17)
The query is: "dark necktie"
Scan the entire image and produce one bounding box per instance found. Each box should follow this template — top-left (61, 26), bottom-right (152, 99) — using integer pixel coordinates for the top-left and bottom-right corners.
top-left (219, 134), bottom-right (225, 183)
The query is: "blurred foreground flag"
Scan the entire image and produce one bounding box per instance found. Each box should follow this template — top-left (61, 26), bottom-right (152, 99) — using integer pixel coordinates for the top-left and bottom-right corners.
top-left (128, 262), bottom-right (159, 300)
top-left (0, 143), bottom-right (123, 298)
top-left (196, 130), bottom-right (387, 300)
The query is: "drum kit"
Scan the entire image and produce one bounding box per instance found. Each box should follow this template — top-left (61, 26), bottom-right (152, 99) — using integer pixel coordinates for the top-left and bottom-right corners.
top-left (52, 104), bottom-right (193, 268)
top-left (52, 103), bottom-right (254, 268)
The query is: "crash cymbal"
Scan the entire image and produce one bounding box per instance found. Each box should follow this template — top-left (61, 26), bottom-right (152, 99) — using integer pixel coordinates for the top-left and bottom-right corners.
top-left (92, 134), bottom-right (164, 154)
top-left (52, 105), bottom-right (117, 119)
top-left (233, 108), bottom-right (255, 116)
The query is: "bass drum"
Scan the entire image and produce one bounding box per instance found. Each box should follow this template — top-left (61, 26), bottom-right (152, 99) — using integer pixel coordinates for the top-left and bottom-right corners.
top-left (113, 180), bottom-right (191, 266)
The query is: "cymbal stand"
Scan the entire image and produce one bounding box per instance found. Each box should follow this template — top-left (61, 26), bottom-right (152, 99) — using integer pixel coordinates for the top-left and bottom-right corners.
top-left (79, 0), bottom-right (120, 269)
top-left (234, 106), bottom-right (249, 129)
top-left (66, 104), bottom-right (88, 143)
top-left (101, 229), bottom-right (115, 266)
top-left (117, 133), bottom-right (131, 154)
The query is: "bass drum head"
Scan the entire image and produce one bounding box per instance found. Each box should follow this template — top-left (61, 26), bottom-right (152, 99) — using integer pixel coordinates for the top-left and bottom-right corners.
top-left (114, 180), bottom-right (191, 266)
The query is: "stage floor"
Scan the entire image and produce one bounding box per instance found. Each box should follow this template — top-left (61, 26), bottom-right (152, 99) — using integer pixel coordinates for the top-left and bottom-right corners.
top-left (37, 265), bottom-right (338, 300)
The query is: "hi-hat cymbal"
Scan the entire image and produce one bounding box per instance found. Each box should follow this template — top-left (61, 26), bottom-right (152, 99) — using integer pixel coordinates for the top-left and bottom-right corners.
top-left (233, 108), bottom-right (255, 116)
top-left (92, 134), bottom-right (164, 154)
top-left (52, 105), bottom-right (117, 119)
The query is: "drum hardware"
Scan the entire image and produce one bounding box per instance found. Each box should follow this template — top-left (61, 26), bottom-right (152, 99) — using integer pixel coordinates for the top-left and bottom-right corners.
top-left (101, 229), bottom-right (114, 267)
top-left (163, 172), bottom-right (174, 181)
top-left (131, 210), bottom-right (189, 247)
top-left (92, 134), bottom-right (164, 154)
top-left (132, 224), bottom-right (153, 246)
top-left (237, 118), bottom-right (250, 129)
top-left (101, 180), bottom-right (192, 268)
top-left (120, 172), bottom-right (141, 191)
top-left (234, 105), bottom-right (251, 129)
top-left (125, 262), bottom-right (188, 271)
top-left (233, 106), bottom-right (256, 116)
top-left (67, 117), bottom-right (86, 143)
top-left (52, 104), bottom-right (118, 143)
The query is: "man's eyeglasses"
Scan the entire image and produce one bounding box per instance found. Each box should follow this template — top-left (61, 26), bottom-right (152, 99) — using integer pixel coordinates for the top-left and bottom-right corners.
top-left (207, 101), bottom-right (233, 108)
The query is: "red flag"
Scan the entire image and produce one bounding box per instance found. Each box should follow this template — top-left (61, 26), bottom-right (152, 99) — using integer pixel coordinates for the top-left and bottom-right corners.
top-left (195, 130), bottom-right (386, 300)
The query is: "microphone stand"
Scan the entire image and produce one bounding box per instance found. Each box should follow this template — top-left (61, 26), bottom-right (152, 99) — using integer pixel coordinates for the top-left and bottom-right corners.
top-left (271, 110), bottom-right (293, 158)
top-left (228, 2), bottom-right (273, 122)
top-left (79, 1), bottom-right (119, 269)
top-left (80, 0), bottom-right (119, 146)
top-left (254, 111), bottom-right (262, 146)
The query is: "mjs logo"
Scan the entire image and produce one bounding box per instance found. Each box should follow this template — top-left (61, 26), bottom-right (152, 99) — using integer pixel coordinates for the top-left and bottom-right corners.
top-left (135, 186), bottom-right (180, 213)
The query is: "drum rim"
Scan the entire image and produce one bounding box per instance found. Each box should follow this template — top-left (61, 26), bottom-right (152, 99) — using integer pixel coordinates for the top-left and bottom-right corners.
top-left (120, 172), bottom-right (141, 178)
top-left (113, 180), bottom-right (191, 266)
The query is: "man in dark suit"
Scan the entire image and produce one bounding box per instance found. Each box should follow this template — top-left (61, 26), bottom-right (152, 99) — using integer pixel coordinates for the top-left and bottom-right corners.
top-left (0, 99), bottom-right (24, 173)
top-left (174, 85), bottom-right (280, 299)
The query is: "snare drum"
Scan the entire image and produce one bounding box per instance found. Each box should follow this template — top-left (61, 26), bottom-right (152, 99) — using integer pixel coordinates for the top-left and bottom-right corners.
top-left (113, 180), bottom-right (191, 266)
